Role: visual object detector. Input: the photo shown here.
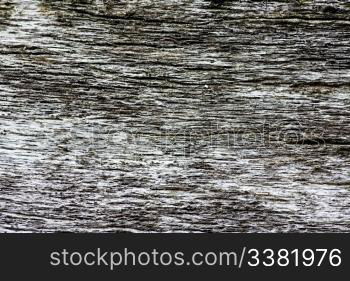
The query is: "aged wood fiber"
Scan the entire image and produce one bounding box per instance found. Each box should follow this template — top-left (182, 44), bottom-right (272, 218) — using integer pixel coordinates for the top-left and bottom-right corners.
top-left (0, 0), bottom-right (349, 232)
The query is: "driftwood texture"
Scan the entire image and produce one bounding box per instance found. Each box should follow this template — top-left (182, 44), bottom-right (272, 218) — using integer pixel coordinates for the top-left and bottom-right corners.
top-left (0, 0), bottom-right (349, 232)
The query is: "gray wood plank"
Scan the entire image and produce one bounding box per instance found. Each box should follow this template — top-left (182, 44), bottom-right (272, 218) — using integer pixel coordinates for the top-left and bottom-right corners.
top-left (0, 0), bottom-right (349, 232)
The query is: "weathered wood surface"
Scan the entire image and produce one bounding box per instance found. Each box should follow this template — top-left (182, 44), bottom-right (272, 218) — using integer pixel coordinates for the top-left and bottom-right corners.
top-left (0, 0), bottom-right (349, 232)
